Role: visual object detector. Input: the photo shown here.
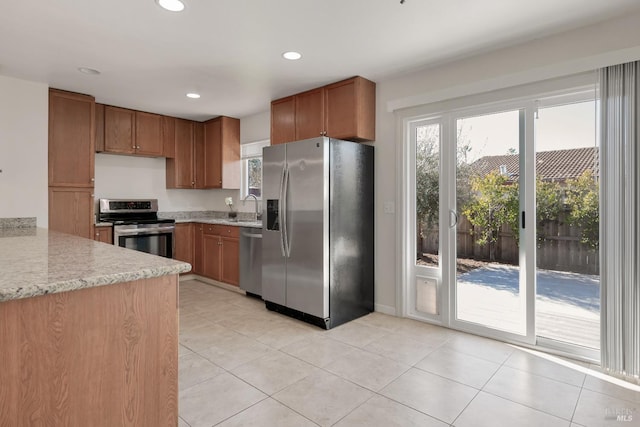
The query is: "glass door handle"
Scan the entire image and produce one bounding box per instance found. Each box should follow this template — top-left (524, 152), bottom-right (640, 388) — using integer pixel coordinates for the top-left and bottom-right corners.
top-left (449, 209), bottom-right (459, 228)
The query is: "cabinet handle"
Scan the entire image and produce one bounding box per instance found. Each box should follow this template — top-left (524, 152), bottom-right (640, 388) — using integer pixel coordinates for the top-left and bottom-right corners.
top-left (90, 178), bottom-right (95, 182)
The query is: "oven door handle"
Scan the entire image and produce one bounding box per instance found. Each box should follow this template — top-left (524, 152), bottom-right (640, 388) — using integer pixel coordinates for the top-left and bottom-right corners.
top-left (115, 226), bottom-right (175, 235)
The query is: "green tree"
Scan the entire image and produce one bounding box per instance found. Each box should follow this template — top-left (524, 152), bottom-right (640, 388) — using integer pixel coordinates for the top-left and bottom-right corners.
top-left (415, 125), bottom-right (440, 258)
top-left (415, 123), bottom-right (474, 260)
top-left (564, 170), bottom-right (599, 249)
top-left (536, 177), bottom-right (562, 246)
top-left (462, 171), bottom-right (519, 261)
top-left (247, 158), bottom-right (262, 197)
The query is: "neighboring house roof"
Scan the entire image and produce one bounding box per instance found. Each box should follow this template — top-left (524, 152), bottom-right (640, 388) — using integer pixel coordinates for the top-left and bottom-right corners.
top-left (470, 147), bottom-right (599, 182)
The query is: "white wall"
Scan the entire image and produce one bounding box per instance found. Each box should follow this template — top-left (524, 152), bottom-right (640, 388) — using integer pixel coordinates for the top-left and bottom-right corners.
top-left (94, 154), bottom-right (247, 213)
top-left (94, 110), bottom-right (272, 213)
top-left (0, 75), bottom-right (48, 226)
top-left (240, 111), bottom-right (269, 144)
top-left (372, 11), bottom-right (640, 313)
top-left (231, 10), bottom-right (640, 314)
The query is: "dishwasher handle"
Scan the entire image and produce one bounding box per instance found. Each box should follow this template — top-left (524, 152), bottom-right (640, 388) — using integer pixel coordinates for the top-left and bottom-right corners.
top-left (241, 232), bottom-right (263, 238)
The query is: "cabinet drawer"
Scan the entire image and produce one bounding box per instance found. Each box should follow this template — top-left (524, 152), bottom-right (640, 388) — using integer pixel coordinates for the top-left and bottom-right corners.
top-left (201, 224), bottom-right (240, 237)
top-left (202, 224), bottom-right (220, 235)
top-left (220, 225), bottom-right (239, 238)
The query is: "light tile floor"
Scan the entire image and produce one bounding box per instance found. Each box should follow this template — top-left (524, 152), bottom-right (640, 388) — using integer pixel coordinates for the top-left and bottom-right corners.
top-left (178, 280), bottom-right (640, 427)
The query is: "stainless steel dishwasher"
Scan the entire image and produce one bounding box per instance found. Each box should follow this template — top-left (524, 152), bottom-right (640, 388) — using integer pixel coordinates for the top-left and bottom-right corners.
top-left (240, 227), bottom-right (262, 297)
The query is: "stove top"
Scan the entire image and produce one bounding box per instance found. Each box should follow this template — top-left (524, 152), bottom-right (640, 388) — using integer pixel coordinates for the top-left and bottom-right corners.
top-left (98, 198), bottom-right (174, 225)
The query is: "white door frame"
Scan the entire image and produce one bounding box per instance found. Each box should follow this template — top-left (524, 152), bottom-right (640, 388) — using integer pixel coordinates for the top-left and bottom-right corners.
top-left (396, 81), bottom-right (600, 359)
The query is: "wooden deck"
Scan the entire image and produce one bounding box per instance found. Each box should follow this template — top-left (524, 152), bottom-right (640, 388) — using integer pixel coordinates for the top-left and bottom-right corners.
top-left (456, 264), bottom-right (600, 349)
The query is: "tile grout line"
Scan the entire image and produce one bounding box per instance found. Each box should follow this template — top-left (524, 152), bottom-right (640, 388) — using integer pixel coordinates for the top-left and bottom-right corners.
top-left (449, 346), bottom-right (512, 426)
top-left (568, 374), bottom-right (588, 425)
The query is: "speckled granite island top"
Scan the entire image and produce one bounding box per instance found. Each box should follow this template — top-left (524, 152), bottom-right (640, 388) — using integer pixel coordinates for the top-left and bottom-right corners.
top-left (0, 228), bottom-right (191, 302)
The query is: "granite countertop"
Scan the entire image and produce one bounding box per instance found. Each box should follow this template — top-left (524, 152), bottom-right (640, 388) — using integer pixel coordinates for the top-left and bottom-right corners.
top-left (94, 211), bottom-right (262, 229)
top-left (173, 217), bottom-right (262, 229)
top-left (157, 211), bottom-right (262, 229)
top-left (0, 228), bottom-right (191, 303)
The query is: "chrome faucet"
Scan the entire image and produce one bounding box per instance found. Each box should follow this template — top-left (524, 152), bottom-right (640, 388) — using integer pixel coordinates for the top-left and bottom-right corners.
top-left (242, 194), bottom-right (261, 221)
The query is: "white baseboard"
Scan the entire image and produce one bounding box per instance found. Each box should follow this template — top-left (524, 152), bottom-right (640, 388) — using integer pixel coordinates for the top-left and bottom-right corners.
top-left (374, 303), bottom-right (397, 316)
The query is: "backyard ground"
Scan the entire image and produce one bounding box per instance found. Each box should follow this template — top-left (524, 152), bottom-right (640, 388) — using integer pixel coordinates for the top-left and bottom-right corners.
top-left (418, 254), bottom-right (600, 349)
top-left (457, 263), bottom-right (600, 349)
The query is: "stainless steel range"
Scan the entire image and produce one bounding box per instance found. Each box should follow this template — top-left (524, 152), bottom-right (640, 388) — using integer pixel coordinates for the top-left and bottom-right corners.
top-left (98, 199), bottom-right (175, 259)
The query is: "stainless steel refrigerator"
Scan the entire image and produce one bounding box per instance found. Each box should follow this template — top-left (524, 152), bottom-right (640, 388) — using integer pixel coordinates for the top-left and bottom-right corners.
top-left (262, 137), bottom-right (374, 329)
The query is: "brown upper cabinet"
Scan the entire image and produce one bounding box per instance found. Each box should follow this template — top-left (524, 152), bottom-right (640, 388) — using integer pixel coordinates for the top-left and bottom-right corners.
top-left (166, 119), bottom-right (202, 189)
top-left (295, 88), bottom-right (325, 141)
top-left (166, 116), bottom-right (240, 189)
top-left (271, 76), bottom-right (375, 145)
top-left (98, 105), bottom-right (165, 157)
top-left (49, 89), bottom-right (95, 187)
top-left (270, 96), bottom-right (295, 145)
top-left (135, 111), bottom-right (164, 156)
top-left (203, 116), bottom-right (240, 189)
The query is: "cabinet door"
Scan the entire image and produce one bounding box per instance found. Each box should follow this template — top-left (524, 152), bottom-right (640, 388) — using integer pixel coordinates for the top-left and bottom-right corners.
top-left (202, 233), bottom-right (221, 280)
top-left (324, 76), bottom-right (376, 142)
top-left (95, 103), bottom-right (105, 152)
top-left (49, 187), bottom-right (93, 239)
top-left (221, 236), bottom-right (239, 286)
top-left (93, 225), bottom-right (113, 244)
top-left (295, 88), bottom-right (325, 140)
top-left (174, 223), bottom-right (193, 266)
top-left (220, 117), bottom-right (241, 189)
top-left (203, 118), bottom-right (222, 188)
top-left (162, 116), bottom-right (176, 158)
top-left (193, 224), bottom-right (204, 275)
top-left (135, 111), bottom-right (164, 156)
top-left (104, 106), bottom-right (135, 154)
top-left (271, 96), bottom-right (296, 145)
top-left (49, 89), bottom-right (95, 187)
top-left (193, 122), bottom-right (205, 188)
top-left (166, 119), bottom-right (194, 188)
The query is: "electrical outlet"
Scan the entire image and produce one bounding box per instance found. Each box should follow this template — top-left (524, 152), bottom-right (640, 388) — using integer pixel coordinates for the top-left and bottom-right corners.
top-left (383, 201), bottom-right (395, 214)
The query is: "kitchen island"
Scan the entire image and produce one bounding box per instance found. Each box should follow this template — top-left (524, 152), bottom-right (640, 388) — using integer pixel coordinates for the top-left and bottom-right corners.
top-left (0, 225), bottom-right (190, 427)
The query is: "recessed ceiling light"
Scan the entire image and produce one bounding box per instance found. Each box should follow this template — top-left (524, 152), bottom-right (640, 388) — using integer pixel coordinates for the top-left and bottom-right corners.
top-left (186, 93), bottom-right (200, 99)
top-left (282, 51), bottom-right (302, 61)
top-left (77, 67), bottom-right (101, 75)
top-left (156, 0), bottom-right (185, 12)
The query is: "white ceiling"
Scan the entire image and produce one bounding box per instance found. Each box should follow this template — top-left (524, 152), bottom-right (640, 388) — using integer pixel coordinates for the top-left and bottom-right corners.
top-left (1, 0), bottom-right (639, 121)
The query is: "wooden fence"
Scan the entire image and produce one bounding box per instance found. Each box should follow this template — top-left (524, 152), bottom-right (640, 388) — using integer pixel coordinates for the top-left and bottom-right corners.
top-left (419, 214), bottom-right (599, 275)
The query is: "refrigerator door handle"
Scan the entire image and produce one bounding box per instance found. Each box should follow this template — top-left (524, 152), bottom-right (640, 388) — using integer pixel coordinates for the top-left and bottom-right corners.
top-left (283, 165), bottom-right (291, 258)
top-left (278, 164), bottom-right (287, 257)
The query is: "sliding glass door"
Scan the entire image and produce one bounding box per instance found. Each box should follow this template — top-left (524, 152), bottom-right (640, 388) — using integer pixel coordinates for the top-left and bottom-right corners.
top-left (409, 119), bottom-right (442, 320)
top-left (451, 108), bottom-right (532, 340)
top-left (534, 100), bottom-right (600, 352)
top-left (406, 87), bottom-right (599, 357)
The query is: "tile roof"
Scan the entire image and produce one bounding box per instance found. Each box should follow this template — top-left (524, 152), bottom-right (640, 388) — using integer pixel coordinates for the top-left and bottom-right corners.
top-left (470, 147), bottom-right (599, 182)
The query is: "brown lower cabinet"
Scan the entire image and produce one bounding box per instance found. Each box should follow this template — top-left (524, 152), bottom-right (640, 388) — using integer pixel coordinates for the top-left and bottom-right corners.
top-left (93, 225), bottom-right (113, 244)
top-left (0, 275), bottom-right (178, 426)
top-left (189, 223), bottom-right (239, 286)
top-left (192, 223), bottom-right (204, 276)
top-left (49, 187), bottom-right (94, 240)
top-left (173, 223), bottom-right (193, 271)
